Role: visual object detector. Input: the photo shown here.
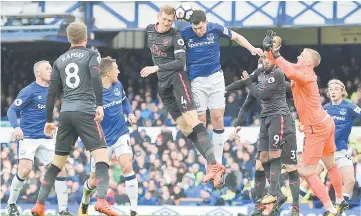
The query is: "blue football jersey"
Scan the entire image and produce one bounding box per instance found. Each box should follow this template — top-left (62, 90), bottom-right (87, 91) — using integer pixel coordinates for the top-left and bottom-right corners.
top-left (101, 81), bottom-right (133, 146)
top-left (7, 82), bottom-right (49, 139)
top-left (180, 22), bottom-right (232, 80)
top-left (324, 100), bottom-right (361, 151)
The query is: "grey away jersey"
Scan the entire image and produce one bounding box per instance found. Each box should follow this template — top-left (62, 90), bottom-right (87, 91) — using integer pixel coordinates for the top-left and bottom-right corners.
top-left (146, 24), bottom-right (186, 83)
top-left (247, 68), bottom-right (290, 117)
top-left (52, 46), bottom-right (100, 114)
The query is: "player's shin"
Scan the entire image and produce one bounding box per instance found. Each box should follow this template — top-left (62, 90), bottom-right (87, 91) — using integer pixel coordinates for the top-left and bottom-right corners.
top-left (124, 171), bottom-right (138, 212)
top-left (304, 173), bottom-right (336, 213)
top-left (212, 129), bottom-right (225, 164)
top-left (38, 164), bottom-right (62, 204)
top-left (55, 176), bottom-right (68, 212)
top-left (8, 173), bottom-right (26, 204)
top-left (94, 162), bottom-right (110, 199)
top-left (287, 170), bottom-right (300, 207)
top-left (268, 157), bottom-right (282, 196)
top-left (187, 131), bottom-right (206, 158)
top-left (192, 123), bottom-right (216, 164)
top-left (327, 164), bottom-right (344, 204)
top-left (81, 179), bottom-right (96, 204)
top-left (254, 170), bottom-right (266, 201)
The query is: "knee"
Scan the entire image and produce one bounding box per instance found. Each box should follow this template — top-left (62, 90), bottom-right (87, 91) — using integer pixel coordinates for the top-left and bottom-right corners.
top-left (210, 111), bottom-right (224, 128)
top-left (121, 160), bottom-right (134, 174)
top-left (56, 168), bottom-right (67, 178)
top-left (344, 176), bottom-right (356, 187)
top-left (88, 174), bottom-right (97, 188)
top-left (176, 117), bottom-right (192, 136)
top-left (259, 152), bottom-right (269, 163)
top-left (198, 114), bottom-right (207, 127)
top-left (17, 160), bottom-right (33, 177)
top-left (285, 164), bottom-right (297, 172)
top-left (269, 150), bottom-right (281, 159)
top-left (256, 160), bottom-right (264, 171)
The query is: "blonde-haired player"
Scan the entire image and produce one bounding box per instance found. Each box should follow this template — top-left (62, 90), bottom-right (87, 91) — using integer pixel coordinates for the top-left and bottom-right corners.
top-left (299, 79), bottom-right (360, 214)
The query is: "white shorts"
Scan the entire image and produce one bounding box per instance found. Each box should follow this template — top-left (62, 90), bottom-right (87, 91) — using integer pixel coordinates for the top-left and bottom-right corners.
top-left (18, 138), bottom-right (55, 165)
top-left (90, 134), bottom-right (133, 172)
top-left (318, 149), bottom-right (353, 169)
top-left (191, 71), bottom-right (226, 114)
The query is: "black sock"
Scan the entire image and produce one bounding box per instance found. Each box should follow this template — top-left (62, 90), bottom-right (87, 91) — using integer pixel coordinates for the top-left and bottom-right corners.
top-left (95, 162), bottom-right (110, 199)
top-left (269, 157), bottom-right (282, 196)
top-left (255, 170), bottom-right (266, 201)
top-left (187, 131), bottom-right (206, 158)
top-left (38, 164), bottom-right (61, 204)
top-left (288, 170), bottom-right (300, 207)
top-left (192, 123), bottom-right (216, 164)
top-left (263, 161), bottom-right (283, 197)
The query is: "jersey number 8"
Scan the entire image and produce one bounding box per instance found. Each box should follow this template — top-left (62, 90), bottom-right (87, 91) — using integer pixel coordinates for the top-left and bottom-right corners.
top-left (65, 63), bottom-right (80, 89)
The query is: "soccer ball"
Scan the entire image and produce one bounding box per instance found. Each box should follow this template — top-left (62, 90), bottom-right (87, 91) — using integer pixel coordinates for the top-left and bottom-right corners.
top-left (175, 2), bottom-right (193, 21)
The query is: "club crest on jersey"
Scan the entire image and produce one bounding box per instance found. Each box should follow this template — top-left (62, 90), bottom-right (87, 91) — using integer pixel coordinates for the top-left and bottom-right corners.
top-left (14, 99), bottom-right (22, 106)
top-left (268, 77), bottom-right (275, 83)
top-left (207, 33), bottom-right (214, 41)
top-left (163, 38), bottom-right (169, 46)
top-left (38, 96), bottom-right (42, 100)
top-left (340, 108), bottom-right (347, 115)
top-left (113, 88), bottom-right (121, 96)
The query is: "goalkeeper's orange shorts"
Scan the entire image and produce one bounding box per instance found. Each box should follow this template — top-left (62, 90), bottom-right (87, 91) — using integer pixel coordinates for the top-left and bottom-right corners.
top-left (301, 117), bottom-right (336, 165)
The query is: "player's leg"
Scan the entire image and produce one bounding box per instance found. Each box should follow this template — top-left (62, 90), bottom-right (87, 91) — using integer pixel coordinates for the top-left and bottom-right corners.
top-left (32, 113), bottom-right (77, 216)
top-left (261, 115), bottom-right (283, 203)
top-left (73, 112), bottom-right (119, 216)
top-left (173, 72), bottom-right (223, 187)
top-left (280, 126), bottom-right (300, 213)
top-left (7, 139), bottom-right (38, 216)
top-left (299, 123), bottom-right (337, 214)
top-left (335, 150), bottom-right (355, 203)
top-left (36, 139), bottom-right (70, 215)
top-left (114, 134), bottom-right (138, 215)
top-left (321, 119), bottom-right (347, 214)
top-left (208, 72), bottom-right (226, 164)
top-left (300, 162), bottom-right (324, 200)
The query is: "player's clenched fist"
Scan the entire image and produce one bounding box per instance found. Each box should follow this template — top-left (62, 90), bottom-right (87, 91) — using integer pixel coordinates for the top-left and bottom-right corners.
top-left (241, 70), bottom-right (250, 80)
top-left (13, 127), bottom-right (24, 140)
top-left (44, 122), bottom-right (56, 137)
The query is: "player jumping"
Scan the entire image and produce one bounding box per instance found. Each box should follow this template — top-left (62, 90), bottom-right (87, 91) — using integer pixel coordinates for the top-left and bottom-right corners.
top-left (180, 10), bottom-right (263, 166)
top-left (140, 5), bottom-right (224, 187)
top-left (6, 61), bottom-right (71, 216)
top-left (300, 79), bottom-right (360, 213)
top-left (31, 21), bottom-right (119, 216)
top-left (263, 30), bottom-right (348, 215)
top-left (78, 57), bottom-right (139, 216)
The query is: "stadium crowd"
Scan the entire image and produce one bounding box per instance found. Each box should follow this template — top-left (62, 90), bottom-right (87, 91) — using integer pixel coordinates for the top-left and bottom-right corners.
top-left (1, 44), bottom-right (361, 206)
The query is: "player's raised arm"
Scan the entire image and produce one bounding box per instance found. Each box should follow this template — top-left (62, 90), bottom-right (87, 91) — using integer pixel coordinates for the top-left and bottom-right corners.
top-left (229, 29), bottom-right (263, 56)
top-left (89, 51), bottom-right (103, 107)
top-left (263, 30), bottom-right (317, 84)
top-left (45, 62), bottom-right (62, 123)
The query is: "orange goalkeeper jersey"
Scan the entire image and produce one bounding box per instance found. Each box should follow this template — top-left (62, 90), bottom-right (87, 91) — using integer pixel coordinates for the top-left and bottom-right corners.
top-left (275, 57), bottom-right (328, 126)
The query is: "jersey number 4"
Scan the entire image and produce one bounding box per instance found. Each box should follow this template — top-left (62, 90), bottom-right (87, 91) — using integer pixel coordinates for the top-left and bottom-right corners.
top-left (65, 63), bottom-right (80, 89)
top-left (181, 96), bottom-right (187, 106)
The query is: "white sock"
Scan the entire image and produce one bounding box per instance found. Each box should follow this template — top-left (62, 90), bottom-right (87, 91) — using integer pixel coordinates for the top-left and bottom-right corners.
top-left (299, 186), bottom-right (308, 199)
top-left (212, 129), bottom-right (225, 164)
top-left (55, 178), bottom-right (68, 212)
top-left (81, 179), bottom-right (96, 204)
top-left (124, 172), bottom-right (138, 212)
top-left (335, 197), bottom-right (344, 205)
top-left (8, 174), bottom-right (26, 205)
top-left (343, 193), bottom-right (351, 201)
top-left (327, 206), bottom-right (337, 213)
